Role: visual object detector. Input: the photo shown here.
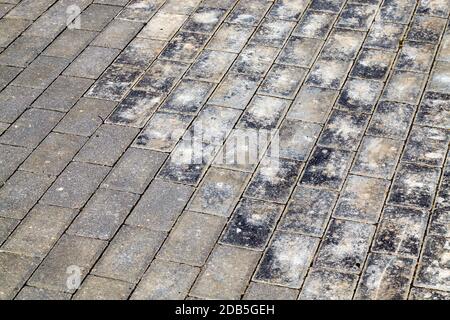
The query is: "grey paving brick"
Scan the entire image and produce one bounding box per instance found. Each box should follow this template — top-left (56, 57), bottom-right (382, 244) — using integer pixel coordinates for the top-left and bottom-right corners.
top-left (160, 0), bottom-right (201, 14)
top-left (437, 34), bottom-right (450, 62)
top-left (382, 71), bottom-right (428, 104)
top-left (294, 10), bottom-right (336, 39)
top-left (6, 0), bottom-right (52, 20)
top-left (251, 18), bottom-right (295, 48)
top-left (396, 42), bottom-right (437, 73)
top-left (201, 0), bottom-right (237, 9)
top-left (186, 50), bottom-right (237, 83)
top-left (409, 287), bottom-right (450, 300)
top-left (43, 29), bottom-right (98, 60)
top-left (336, 3), bottom-right (377, 31)
top-left (115, 37), bottom-right (165, 68)
top-left (417, 0), bottom-right (450, 17)
top-left (429, 61), bottom-right (450, 93)
top-left (0, 217), bottom-right (19, 246)
top-left (0, 86), bottom-right (40, 123)
top-left (364, 21), bottom-right (407, 51)
top-left (237, 95), bottom-right (289, 130)
top-left (321, 29), bottom-right (365, 61)
top-left (406, 15), bottom-right (446, 44)
top-left (0, 122), bottom-right (8, 135)
top-left (0, 18), bottom-right (31, 47)
top-left (0, 3), bottom-right (13, 18)
top-left (226, 0), bottom-right (271, 26)
top-left (78, 4), bottom-right (122, 31)
top-left (351, 48), bottom-right (395, 81)
top-left (0, 35), bottom-right (52, 67)
top-left (138, 12), bottom-right (188, 40)
top-left (306, 58), bottom-right (353, 90)
top-left (0, 144), bottom-right (30, 185)
top-left (117, 0), bottom-right (164, 22)
top-left (299, 269), bottom-right (358, 300)
top-left (338, 78), bottom-right (383, 113)
top-left (182, 6), bottom-right (227, 34)
top-left (416, 92), bottom-right (450, 129)
top-left (268, 0), bottom-right (308, 21)
top-left (208, 23), bottom-right (255, 53)
top-left (244, 282), bottom-right (299, 300)
top-left (91, 19), bottom-right (144, 49)
top-left (73, 275), bottom-right (134, 300)
top-left (160, 31), bottom-right (209, 63)
top-left (435, 166), bottom-right (450, 210)
top-left (277, 36), bottom-right (323, 68)
top-left (258, 64), bottom-right (307, 99)
top-left (230, 44), bottom-right (279, 76)
top-left (15, 286), bottom-right (71, 300)
top-left (378, 0), bottom-right (416, 24)
top-left (309, 0), bottom-right (346, 13)
top-left (0, 66), bottom-right (22, 90)
top-left (95, 0), bottom-right (129, 5)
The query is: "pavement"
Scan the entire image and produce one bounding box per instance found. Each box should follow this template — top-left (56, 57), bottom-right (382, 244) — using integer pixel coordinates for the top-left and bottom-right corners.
top-left (0, 0), bottom-right (449, 300)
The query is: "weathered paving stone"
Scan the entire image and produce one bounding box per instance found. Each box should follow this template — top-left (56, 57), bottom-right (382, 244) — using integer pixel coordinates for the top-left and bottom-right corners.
top-left (293, 10), bottom-right (336, 39)
top-left (230, 44), bottom-right (279, 76)
top-left (201, 0), bottom-right (237, 9)
top-left (191, 244), bottom-right (261, 299)
top-left (43, 29), bottom-right (98, 60)
top-left (364, 21), bottom-right (406, 51)
top-left (337, 78), bottom-right (383, 113)
top-left (0, 171), bottom-right (54, 219)
top-left (251, 19), bottom-right (295, 48)
top-left (158, 211), bottom-right (226, 266)
top-left (402, 125), bottom-right (449, 167)
top-left (0, 66), bottom-right (21, 90)
top-left (254, 231), bottom-right (319, 288)
top-left (277, 36), bottom-right (323, 68)
top-left (41, 162), bottom-right (110, 209)
top-left (15, 286), bottom-right (71, 301)
top-left (237, 95), bottom-right (289, 130)
top-left (309, 0), bottom-right (345, 13)
top-left (209, 73), bottom-right (261, 109)
top-left (160, 0), bottom-right (201, 14)
top-left (244, 282), bottom-right (299, 300)
top-left (126, 179), bottom-right (194, 231)
top-left (321, 29), bottom-right (365, 61)
top-left (117, 0), bottom-right (164, 22)
top-left (336, 3), bottom-right (377, 31)
top-left (0, 144), bottom-right (29, 185)
top-left (438, 34), bottom-right (450, 62)
top-left (382, 70), bottom-right (428, 105)
top-left (372, 206), bottom-right (428, 258)
top-left (96, 0), bottom-right (130, 5)
top-left (367, 101), bottom-right (416, 140)
top-left (301, 147), bottom-right (354, 190)
top-left (3, 205), bottom-right (76, 257)
top-left (5, 0), bottom-right (56, 20)
top-left (138, 12), bottom-right (188, 40)
top-left (64, 46), bottom-right (120, 79)
top-left (416, 92), bottom-right (450, 129)
top-left (258, 64), bottom-right (307, 99)
top-left (220, 198), bottom-right (283, 250)
top-left (396, 42), bottom-right (437, 73)
top-left (75, 124), bottom-right (139, 166)
top-left (355, 253), bottom-right (416, 300)
top-left (0, 216), bottom-right (18, 244)
top-left (117, 39), bottom-right (164, 69)
top-left (28, 234), bottom-right (107, 293)
top-left (188, 167), bottom-right (249, 217)
top-left (409, 287), bottom-right (450, 300)
top-left (287, 86), bottom-right (338, 123)
top-left (92, 225), bottom-right (165, 283)
top-left (388, 162), bottom-right (441, 209)
top-left (0, 252), bottom-right (39, 300)
top-left (182, 6), bottom-right (227, 34)
top-left (306, 58), bottom-right (353, 90)
top-left (208, 23), bottom-right (255, 53)
top-left (406, 15), bottom-right (446, 44)
top-left (186, 50), bottom-right (237, 83)
top-left (91, 19), bottom-right (143, 49)
top-left (0, 18), bottom-right (31, 47)
top-left (435, 166), bottom-right (450, 210)
top-left (351, 48), bottom-right (396, 81)
top-left (268, 0), bottom-right (308, 21)
top-left (54, 98), bottom-right (117, 137)
top-left (226, 0), bottom-right (271, 26)
top-left (160, 79), bottom-right (215, 114)
top-left (318, 109), bottom-right (369, 151)
top-left (131, 260), bottom-right (199, 300)
top-left (0, 123), bottom-right (8, 135)
top-left (73, 275), bottom-right (134, 300)
top-left (315, 219), bottom-right (375, 273)
top-left (429, 61), bottom-right (450, 93)
top-left (85, 64), bottom-right (142, 101)
top-left (160, 31), bottom-right (209, 63)
top-left (416, 235), bottom-right (450, 292)
top-left (417, 0), bottom-right (450, 17)
top-left (378, 0), bottom-right (416, 24)
top-left (333, 175), bottom-right (389, 223)
top-left (102, 148), bottom-right (166, 194)
top-left (0, 3), bottom-right (13, 18)
top-left (78, 4), bottom-right (122, 31)
top-left (351, 136), bottom-right (403, 179)
top-left (68, 189), bottom-right (139, 240)
top-left (0, 35), bottom-right (52, 67)
top-left (299, 269), bottom-right (358, 300)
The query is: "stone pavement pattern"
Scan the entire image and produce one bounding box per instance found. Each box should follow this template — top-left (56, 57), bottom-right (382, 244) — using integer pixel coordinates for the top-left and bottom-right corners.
top-left (0, 0), bottom-right (449, 300)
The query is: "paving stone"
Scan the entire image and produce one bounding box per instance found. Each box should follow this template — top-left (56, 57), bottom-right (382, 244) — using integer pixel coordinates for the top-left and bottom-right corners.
top-left (287, 86), bottom-right (338, 123)
top-left (254, 231), bottom-right (319, 288)
top-left (258, 64), bottom-right (307, 99)
top-left (429, 61), bottom-right (450, 93)
top-left (333, 175), bottom-right (389, 224)
top-left (417, 0), bottom-right (450, 17)
top-left (208, 23), bottom-right (255, 53)
top-left (3, 205), bottom-right (76, 257)
top-left (201, 0), bottom-right (237, 9)
top-left (137, 59), bottom-right (189, 93)
top-left (277, 36), bottom-right (323, 68)
top-left (237, 95), bottom-right (289, 130)
top-left (0, 66), bottom-right (21, 90)
top-left (351, 48), bottom-right (395, 81)
top-left (299, 269), bottom-right (358, 300)
top-left (0, 3), bottom-right (13, 18)
top-left (92, 225), bottom-right (165, 283)
top-left (338, 3), bottom-right (377, 31)
top-left (73, 275), bottom-right (134, 300)
top-left (251, 18), bottom-right (295, 48)
top-left (435, 166), bottom-right (450, 210)
top-left (337, 78), bottom-right (383, 113)
top-left (437, 34), bottom-right (450, 62)
top-left (244, 282), bottom-right (298, 300)
top-left (186, 50), bottom-right (237, 83)
top-left (41, 162), bottom-right (110, 209)
top-left (364, 21), bottom-right (407, 51)
top-left (160, 0), bottom-right (201, 14)
top-left (75, 124), bottom-right (138, 166)
top-left (64, 46), bottom-right (120, 79)
top-left (126, 179), bottom-right (194, 231)
top-left (416, 91), bottom-right (450, 129)
top-left (230, 44), bottom-right (279, 76)
top-left (0, 217), bottom-right (19, 246)
top-left (138, 12), bottom-right (188, 40)
top-left (78, 4), bottom-right (122, 31)
top-left (5, 0), bottom-right (56, 20)
top-left (160, 31), bottom-right (209, 63)
top-left (226, 0), bottom-right (271, 26)
top-left (191, 244), bottom-right (260, 299)
top-left (0, 35), bottom-right (52, 68)
top-left (306, 58), bottom-right (353, 90)
top-left (0, 122), bottom-right (8, 135)
top-left (382, 70), bottom-right (428, 105)
top-left (43, 29), bottom-right (98, 60)
top-left (0, 144), bottom-right (30, 185)
top-left (0, 18), bottom-right (31, 47)
top-left (182, 6), bottom-right (227, 34)
top-left (409, 287), bottom-right (450, 300)
top-left (28, 234), bottom-right (107, 293)
top-left (378, 0), bottom-right (416, 24)
top-left (96, 0), bottom-right (129, 5)
top-left (314, 219), bottom-right (375, 273)
top-left (54, 98), bottom-right (117, 137)
top-left (131, 260), bottom-right (199, 300)
top-left (388, 162), bottom-right (441, 209)
top-left (430, 209), bottom-right (450, 238)
top-left (68, 189), bottom-right (139, 240)
top-left (321, 29), bottom-right (365, 61)
top-left (293, 10), bottom-right (336, 39)
top-left (309, 0), bottom-right (345, 13)
top-left (115, 37), bottom-right (165, 68)
top-left (158, 211), bottom-right (226, 266)
top-left (402, 125), bottom-right (449, 167)
top-left (117, 0), bottom-right (164, 22)
top-left (91, 19), bottom-right (143, 49)
top-left (406, 15), bottom-right (446, 44)
top-left (396, 42), bottom-right (437, 73)
top-left (220, 198), bottom-right (283, 250)
top-left (267, 0), bottom-right (308, 21)
top-left (15, 286), bottom-right (71, 300)
top-left (0, 252), bottom-right (39, 300)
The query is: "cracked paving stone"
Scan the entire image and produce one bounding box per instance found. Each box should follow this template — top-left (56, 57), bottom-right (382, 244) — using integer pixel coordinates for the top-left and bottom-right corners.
top-left (138, 12), bottom-right (188, 40)
top-left (409, 287), bottom-right (450, 300)
top-left (336, 3), bottom-right (377, 31)
top-left (77, 4), bottom-right (122, 31)
top-left (417, 0), bottom-right (450, 17)
top-left (158, 211), bottom-right (226, 266)
top-left (68, 189), bottom-right (139, 240)
top-left (220, 198), bottom-right (283, 250)
top-left (279, 186), bottom-right (338, 237)
top-left (208, 23), bottom-right (255, 53)
top-left (429, 61), bottom-right (450, 93)
top-left (309, 0), bottom-right (346, 13)
top-left (301, 146), bottom-right (354, 190)
top-left (388, 162), bottom-right (441, 209)
top-left (318, 109), bottom-right (369, 151)
top-left (416, 91), bottom-right (450, 129)
top-left (191, 244), bottom-right (260, 300)
top-left (315, 219), bottom-right (375, 273)
top-left (277, 36), bottom-right (323, 68)
top-left (251, 18), bottom-right (295, 48)
top-left (355, 253), bottom-right (416, 300)
top-left (15, 286), bottom-right (71, 301)
top-left (351, 136), bottom-right (403, 179)
top-left (299, 269), bottom-right (358, 300)
top-left (402, 125), bottom-right (449, 167)
top-left (406, 15), bottom-right (446, 44)
top-left (378, 0), bottom-right (416, 24)
top-left (160, 31), bottom-right (209, 63)
top-left (74, 275), bottom-right (134, 300)
top-left (131, 260), bottom-right (199, 300)
top-left (3, 204), bottom-right (77, 257)
top-left (321, 29), bottom-right (365, 61)
top-left (115, 38), bottom-right (165, 68)
top-left (43, 29), bottom-right (98, 60)
top-left (364, 21), bottom-right (407, 51)
top-left (188, 167), bottom-right (249, 217)
top-left (117, 0), bottom-right (164, 22)
top-left (182, 6), bottom-right (227, 34)
top-left (126, 179), bottom-right (193, 232)
top-left (230, 44), bottom-right (279, 76)
top-left (237, 95), bottom-right (289, 130)
top-left (372, 205), bottom-right (429, 258)
top-left (186, 50), bottom-right (237, 83)
top-left (0, 217), bottom-right (19, 246)
top-left (28, 234), bottom-right (107, 293)
top-left (102, 148), bottom-right (166, 194)
top-left (259, 64), bottom-right (307, 99)
top-left (91, 19), bottom-right (143, 49)
top-left (367, 101), bottom-right (415, 140)
top-left (351, 48), bottom-right (396, 81)
top-left (254, 231), bottom-right (319, 288)
top-left (293, 10), bottom-right (336, 39)
top-left (245, 157), bottom-right (303, 204)
top-left (396, 42), bottom-right (437, 73)
top-left (0, 35), bottom-right (51, 68)
top-left (337, 78), bottom-right (383, 113)
top-left (244, 282), bottom-right (299, 300)
top-left (306, 58), bottom-right (353, 90)
top-left (0, 144), bottom-right (30, 185)
top-left (41, 162), bottom-right (110, 209)
top-left (226, 0), bottom-right (271, 26)
top-left (382, 70), bottom-right (428, 105)
top-left (334, 175), bottom-right (390, 224)
top-left (268, 0), bottom-right (308, 21)
top-left (416, 236), bottom-right (450, 292)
